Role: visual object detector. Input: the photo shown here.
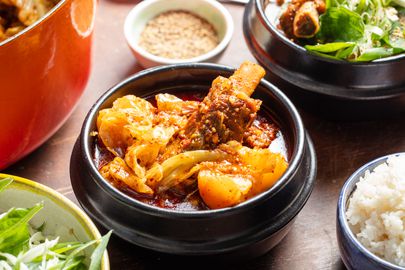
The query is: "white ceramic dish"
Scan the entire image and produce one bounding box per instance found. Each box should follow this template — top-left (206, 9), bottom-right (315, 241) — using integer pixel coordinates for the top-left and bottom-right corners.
top-left (0, 174), bottom-right (110, 269)
top-left (124, 0), bottom-right (234, 68)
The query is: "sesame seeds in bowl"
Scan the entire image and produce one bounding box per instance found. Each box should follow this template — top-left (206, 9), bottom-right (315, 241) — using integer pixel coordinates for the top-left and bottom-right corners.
top-left (124, 0), bottom-right (234, 68)
top-left (138, 10), bottom-right (219, 60)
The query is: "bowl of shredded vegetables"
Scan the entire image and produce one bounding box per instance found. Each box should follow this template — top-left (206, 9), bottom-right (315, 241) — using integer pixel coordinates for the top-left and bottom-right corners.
top-left (243, 0), bottom-right (405, 119)
top-left (0, 174), bottom-right (110, 270)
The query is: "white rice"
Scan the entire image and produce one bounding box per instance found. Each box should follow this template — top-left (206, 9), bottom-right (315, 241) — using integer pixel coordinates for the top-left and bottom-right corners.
top-left (346, 155), bottom-right (405, 267)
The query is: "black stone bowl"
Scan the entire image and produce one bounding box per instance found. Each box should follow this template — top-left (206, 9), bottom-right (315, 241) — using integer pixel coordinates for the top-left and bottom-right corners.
top-left (243, 0), bottom-right (405, 120)
top-left (70, 63), bottom-right (317, 260)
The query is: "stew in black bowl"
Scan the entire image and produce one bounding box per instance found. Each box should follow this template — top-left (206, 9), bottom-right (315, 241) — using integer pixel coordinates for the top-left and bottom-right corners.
top-left (70, 62), bottom-right (317, 260)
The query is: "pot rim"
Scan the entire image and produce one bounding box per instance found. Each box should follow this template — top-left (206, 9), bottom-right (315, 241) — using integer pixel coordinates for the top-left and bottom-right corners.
top-left (254, 0), bottom-right (405, 65)
top-left (0, 0), bottom-right (68, 47)
top-left (337, 152), bottom-right (405, 270)
top-left (80, 63), bottom-right (306, 218)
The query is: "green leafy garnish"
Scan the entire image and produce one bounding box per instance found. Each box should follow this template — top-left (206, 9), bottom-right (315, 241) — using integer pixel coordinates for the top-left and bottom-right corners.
top-left (0, 203), bottom-right (43, 254)
top-left (317, 7), bottom-right (365, 42)
top-left (299, 0), bottom-right (405, 61)
top-left (89, 231), bottom-right (112, 270)
top-left (305, 42), bottom-right (355, 52)
top-left (0, 177), bottom-right (111, 269)
top-left (356, 47), bottom-right (395, 61)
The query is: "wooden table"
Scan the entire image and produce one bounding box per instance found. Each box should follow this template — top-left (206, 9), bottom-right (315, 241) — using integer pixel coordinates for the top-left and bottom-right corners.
top-left (5, 1), bottom-right (405, 269)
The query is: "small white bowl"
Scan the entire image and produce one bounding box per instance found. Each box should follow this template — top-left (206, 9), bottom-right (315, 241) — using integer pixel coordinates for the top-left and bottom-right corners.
top-left (124, 0), bottom-right (234, 68)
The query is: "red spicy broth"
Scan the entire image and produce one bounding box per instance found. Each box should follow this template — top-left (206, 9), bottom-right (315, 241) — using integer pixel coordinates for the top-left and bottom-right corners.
top-left (93, 91), bottom-right (288, 211)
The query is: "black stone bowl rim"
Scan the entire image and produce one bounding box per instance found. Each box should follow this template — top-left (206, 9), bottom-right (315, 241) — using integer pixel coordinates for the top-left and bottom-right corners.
top-left (337, 152), bottom-right (405, 270)
top-left (80, 63), bottom-right (305, 218)
top-left (243, 0), bottom-right (405, 104)
top-left (254, 0), bottom-right (405, 65)
top-left (71, 135), bottom-right (316, 255)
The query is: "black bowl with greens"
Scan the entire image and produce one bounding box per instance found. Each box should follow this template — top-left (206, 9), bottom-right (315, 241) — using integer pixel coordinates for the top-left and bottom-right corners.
top-left (243, 0), bottom-right (405, 119)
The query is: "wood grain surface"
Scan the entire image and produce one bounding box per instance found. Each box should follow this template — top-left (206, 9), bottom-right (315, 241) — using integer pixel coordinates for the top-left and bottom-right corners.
top-left (4, 1), bottom-right (405, 269)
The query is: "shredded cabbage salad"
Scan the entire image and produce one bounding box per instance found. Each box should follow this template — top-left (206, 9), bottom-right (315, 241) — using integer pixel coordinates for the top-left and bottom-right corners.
top-left (0, 178), bottom-right (111, 270)
top-left (305, 0), bottom-right (405, 60)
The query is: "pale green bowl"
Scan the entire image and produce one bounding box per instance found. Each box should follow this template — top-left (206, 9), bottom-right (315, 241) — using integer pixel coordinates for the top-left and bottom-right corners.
top-left (0, 173), bottom-right (110, 269)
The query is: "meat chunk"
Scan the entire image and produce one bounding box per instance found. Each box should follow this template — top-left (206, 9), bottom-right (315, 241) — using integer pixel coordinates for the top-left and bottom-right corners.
top-left (229, 60), bottom-right (265, 96)
top-left (278, 1), bottom-right (301, 38)
top-left (278, 0), bottom-right (325, 39)
top-left (0, 0), bottom-right (51, 25)
top-left (314, 0), bottom-right (326, 13)
top-left (179, 61), bottom-right (265, 150)
top-left (0, 0), bottom-right (59, 41)
top-left (244, 118), bottom-right (278, 149)
top-left (293, 1), bottom-right (320, 38)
